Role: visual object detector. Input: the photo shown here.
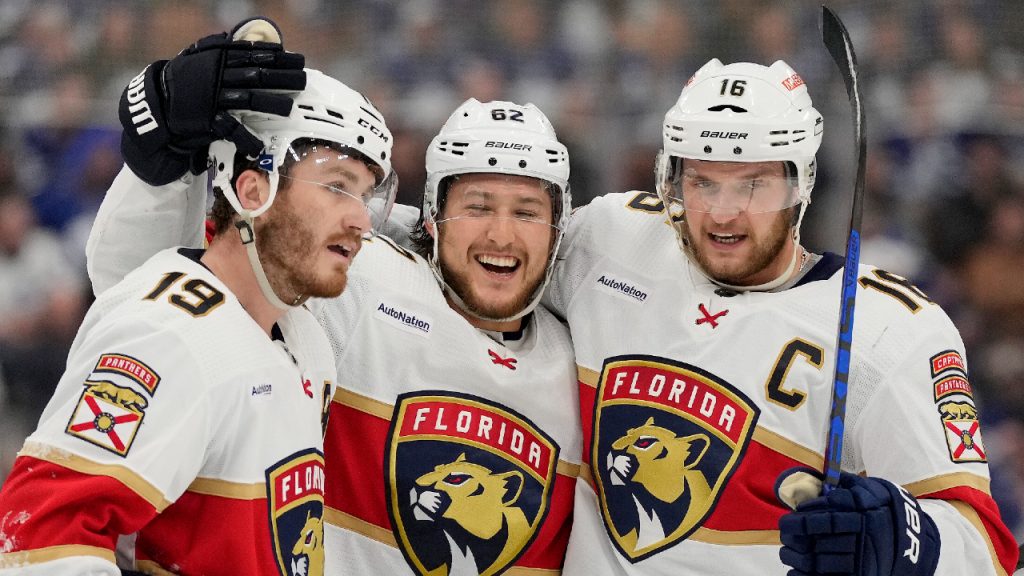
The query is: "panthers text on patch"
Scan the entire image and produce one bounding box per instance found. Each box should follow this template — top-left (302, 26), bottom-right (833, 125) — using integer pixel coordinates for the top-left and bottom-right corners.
top-left (934, 375), bottom-right (972, 402)
top-left (94, 353), bottom-right (160, 395)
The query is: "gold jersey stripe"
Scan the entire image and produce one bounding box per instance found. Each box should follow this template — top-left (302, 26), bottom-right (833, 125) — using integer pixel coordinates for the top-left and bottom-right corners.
top-left (690, 527), bottom-right (781, 546)
top-left (904, 471), bottom-right (991, 497)
top-left (0, 544), bottom-right (115, 567)
top-left (332, 387), bottom-right (394, 419)
top-left (19, 441), bottom-right (172, 511)
top-left (324, 505), bottom-right (398, 547)
top-left (135, 559), bottom-right (179, 575)
top-left (948, 500), bottom-right (1008, 576)
top-left (752, 427), bottom-right (825, 469)
top-left (556, 460), bottom-right (581, 478)
top-left (187, 476), bottom-right (266, 500)
top-left (577, 365), bottom-right (600, 388)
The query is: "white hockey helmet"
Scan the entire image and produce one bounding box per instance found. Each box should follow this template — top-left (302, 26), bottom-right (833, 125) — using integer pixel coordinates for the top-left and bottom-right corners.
top-left (423, 98), bottom-right (571, 322)
top-left (208, 68), bottom-right (397, 309)
top-left (210, 68), bottom-right (397, 230)
top-left (656, 59), bottom-right (822, 228)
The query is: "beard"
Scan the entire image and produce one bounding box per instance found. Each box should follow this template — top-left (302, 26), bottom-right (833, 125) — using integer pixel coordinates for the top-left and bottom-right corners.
top-left (436, 231), bottom-right (550, 321)
top-left (256, 196), bottom-right (352, 302)
top-left (688, 209), bottom-right (793, 286)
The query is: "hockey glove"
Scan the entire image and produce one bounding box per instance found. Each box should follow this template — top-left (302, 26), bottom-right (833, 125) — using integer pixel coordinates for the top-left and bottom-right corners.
top-left (776, 468), bottom-right (940, 576)
top-left (118, 17), bottom-right (305, 185)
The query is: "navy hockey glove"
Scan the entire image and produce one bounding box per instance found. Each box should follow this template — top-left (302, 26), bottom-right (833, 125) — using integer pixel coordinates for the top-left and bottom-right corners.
top-left (776, 468), bottom-right (940, 576)
top-left (118, 17), bottom-right (305, 185)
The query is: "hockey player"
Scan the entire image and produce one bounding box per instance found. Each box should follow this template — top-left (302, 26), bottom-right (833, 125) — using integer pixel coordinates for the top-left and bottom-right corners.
top-left (83, 65), bottom-right (580, 576)
top-left (544, 59), bottom-right (1019, 575)
top-left (0, 19), bottom-right (397, 576)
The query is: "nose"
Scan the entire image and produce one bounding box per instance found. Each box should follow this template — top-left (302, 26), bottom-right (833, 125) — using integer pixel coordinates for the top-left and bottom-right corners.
top-left (347, 204), bottom-right (373, 235)
top-left (485, 216), bottom-right (516, 246)
top-left (708, 204), bottom-right (741, 224)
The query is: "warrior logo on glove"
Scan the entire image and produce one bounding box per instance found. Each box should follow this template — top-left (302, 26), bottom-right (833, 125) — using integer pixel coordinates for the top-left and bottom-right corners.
top-left (591, 355), bottom-right (759, 561)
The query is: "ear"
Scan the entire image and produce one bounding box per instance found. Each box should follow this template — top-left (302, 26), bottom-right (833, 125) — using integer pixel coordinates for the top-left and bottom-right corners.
top-left (679, 433), bottom-right (711, 469)
top-left (499, 471), bottom-right (525, 506)
top-left (424, 218), bottom-right (436, 240)
top-left (235, 169), bottom-right (271, 212)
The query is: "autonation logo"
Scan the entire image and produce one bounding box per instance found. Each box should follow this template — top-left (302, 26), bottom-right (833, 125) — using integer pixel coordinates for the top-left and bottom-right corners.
top-left (376, 302), bottom-right (432, 336)
top-left (596, 274), bottom-right (648, 303)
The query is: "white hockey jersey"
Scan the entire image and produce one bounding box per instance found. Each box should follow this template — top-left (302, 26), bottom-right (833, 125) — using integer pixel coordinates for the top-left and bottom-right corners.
top-left (544, 191), bottom-right (1018, 575)
top-left (81, 165), bottom-right (582, 575)
top-left (0, 248), bottom-right (335, 576)
top-left (315, 236), bottom-right (582, 576)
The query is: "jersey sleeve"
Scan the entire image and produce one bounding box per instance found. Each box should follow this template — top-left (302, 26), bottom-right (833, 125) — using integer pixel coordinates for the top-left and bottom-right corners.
top-left (545, 200), bottom-right (598, 319)
top-left (0, 316), bottom-right (214, 573)
top-left (86, 165), bottom-right (208, 296)
top-left (849, 314), bottom-right (1018, 575)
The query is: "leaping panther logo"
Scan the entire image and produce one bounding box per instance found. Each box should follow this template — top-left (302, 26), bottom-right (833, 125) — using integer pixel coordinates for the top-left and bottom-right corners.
top-left (606, 418), bottom-right (712, 552)
top-left (410, 454), bottom-right (530, 576)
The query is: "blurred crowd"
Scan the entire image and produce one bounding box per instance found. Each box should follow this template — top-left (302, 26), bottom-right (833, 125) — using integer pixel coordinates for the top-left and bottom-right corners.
top-left (0, 0), bottom-right (1022, 539)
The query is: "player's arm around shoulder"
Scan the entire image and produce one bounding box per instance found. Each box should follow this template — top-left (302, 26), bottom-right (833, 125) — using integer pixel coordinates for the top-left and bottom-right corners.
top-left (86, 165), bottom-right (208, 297)
top-left (0, 305), bottom-right (214, 574)
top-left (851, 265), bottom-right (1019, 574)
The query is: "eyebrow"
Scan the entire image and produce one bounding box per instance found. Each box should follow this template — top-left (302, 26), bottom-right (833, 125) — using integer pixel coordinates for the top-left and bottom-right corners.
top-left (458, 188), bottom-right (547, 207)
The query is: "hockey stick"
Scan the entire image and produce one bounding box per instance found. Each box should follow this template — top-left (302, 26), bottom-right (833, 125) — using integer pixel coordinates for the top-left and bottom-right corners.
top-left (820, 5), bottom-right (866, 493)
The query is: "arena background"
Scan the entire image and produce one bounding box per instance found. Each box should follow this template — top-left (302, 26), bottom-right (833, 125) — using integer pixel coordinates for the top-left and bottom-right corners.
top-left (0, 0), bottom-right (1022, 540)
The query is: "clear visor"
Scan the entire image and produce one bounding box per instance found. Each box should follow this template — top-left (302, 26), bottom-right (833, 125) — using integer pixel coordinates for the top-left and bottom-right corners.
top-left (662, 157), bottom-right (800, 215)
top-left (433, 174), bottom-right (564, 233)
top-left (278, 141), bottom-right (398, 233)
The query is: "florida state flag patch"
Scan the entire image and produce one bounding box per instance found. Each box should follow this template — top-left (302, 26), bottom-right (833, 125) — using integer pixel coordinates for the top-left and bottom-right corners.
top-left (938, 400), bottom-right (986, 463)
top-left (591, 355), bottom-right (759, 562)
top-left (65, 380), bottom-right (148, 456)
top-left (385, 391), bottom-right (559, 576)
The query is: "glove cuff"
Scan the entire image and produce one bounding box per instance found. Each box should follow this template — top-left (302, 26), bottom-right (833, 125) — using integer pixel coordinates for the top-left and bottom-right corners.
top-left (879, 479), bottom-right (941, 576)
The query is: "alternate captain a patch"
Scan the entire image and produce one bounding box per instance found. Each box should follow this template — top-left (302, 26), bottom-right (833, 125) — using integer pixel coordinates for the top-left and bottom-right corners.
top-left (385, 391), bottom-right (559, 576)
top-left (591, 355), bottom-right (759, 562)
top-left (266, 449), bottom-right (326, 576)
top-left (65, 380), bottom-right (148, 456)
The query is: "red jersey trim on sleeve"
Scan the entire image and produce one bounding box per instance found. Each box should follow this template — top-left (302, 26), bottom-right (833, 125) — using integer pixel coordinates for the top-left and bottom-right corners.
top-left (20, 441), bottom-right (171, 510)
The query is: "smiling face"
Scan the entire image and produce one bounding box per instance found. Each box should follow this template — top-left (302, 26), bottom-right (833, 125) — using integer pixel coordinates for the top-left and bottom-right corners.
top-left (256, 148), bottom-right (377, 301)
top-left (677, 159), bottom-right (799, 286)
top-left (432, 173), bottom-right (556, 330)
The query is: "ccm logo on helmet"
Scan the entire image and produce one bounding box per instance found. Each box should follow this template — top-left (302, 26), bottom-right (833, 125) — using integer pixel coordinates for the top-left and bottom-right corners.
top-left (357, 118), bottom-right (391, 143)
top-left (700, 131), bottom-right (748, 139)
top-left (485, 141), bottom-right (533, 151)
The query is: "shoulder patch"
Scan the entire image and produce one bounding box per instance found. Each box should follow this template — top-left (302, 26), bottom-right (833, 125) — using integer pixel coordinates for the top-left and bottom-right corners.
top-left (65, 380), bottom-right (148, 456)
top-left (94, 353), bottom-right (161, 395)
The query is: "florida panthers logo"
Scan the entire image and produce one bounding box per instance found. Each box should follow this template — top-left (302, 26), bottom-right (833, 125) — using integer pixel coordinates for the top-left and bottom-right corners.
top-left (592, 355), bottom-right (758, 561)
top-left (387, 392), bottom-right (559, 576)
top-left (266, 450), bottom-right (326, 576)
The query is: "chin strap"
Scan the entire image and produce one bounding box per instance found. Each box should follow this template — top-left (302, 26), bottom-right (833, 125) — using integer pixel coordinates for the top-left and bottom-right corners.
top-left (701, 242), bottom-right (803, 293)
top-left (235, 219), bottom-right (306, 310)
